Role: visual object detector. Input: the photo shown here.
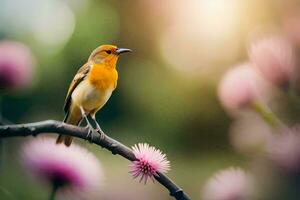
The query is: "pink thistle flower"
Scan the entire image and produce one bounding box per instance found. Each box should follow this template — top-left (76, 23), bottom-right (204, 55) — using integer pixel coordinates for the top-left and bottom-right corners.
top-left (267, 127), bottom-right (300, 173)
top-left (129, 143), bottom-right (170, 184)
top-left (248, 36), bottom-right (295, 88)
top-left (202, 167), bottom-right (255, 200)
top-left (0, 40), bottom-right (35, 90)
top-left (218, 63), bottom-right (260, 110)
top-left (21, 137), bottom-right (104, 200)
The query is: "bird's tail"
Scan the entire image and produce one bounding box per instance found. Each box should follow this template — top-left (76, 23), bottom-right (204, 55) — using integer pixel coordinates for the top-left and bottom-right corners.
top-left (56, 106), bottom-right (82, 147)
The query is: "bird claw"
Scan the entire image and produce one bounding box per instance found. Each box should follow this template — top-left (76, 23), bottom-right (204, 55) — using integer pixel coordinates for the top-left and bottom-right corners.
top-left (85, 126), bottom-right (97, 143)
top-left (84, 118), bottom-right (106, 142)
top-left (95, 123), bottom-right (106, 140)
top-left (96, 129), bottom-right (105, 140)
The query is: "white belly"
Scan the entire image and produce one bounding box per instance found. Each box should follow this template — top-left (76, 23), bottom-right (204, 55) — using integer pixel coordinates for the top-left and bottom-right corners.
top-left (71, 79), bottom-right (113, 111)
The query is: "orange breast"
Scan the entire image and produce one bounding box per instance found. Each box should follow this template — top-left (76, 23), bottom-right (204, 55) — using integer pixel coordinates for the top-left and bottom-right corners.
top-left (88, 64), bottom-right (118, 92)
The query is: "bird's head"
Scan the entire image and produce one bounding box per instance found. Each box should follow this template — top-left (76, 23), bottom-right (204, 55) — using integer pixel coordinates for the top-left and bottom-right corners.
top-left (88, 45), bottom-right (131, 65)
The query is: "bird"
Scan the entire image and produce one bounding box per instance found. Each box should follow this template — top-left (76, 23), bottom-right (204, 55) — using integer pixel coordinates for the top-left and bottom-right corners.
top-left (56, 45), bottom-right (131, 146)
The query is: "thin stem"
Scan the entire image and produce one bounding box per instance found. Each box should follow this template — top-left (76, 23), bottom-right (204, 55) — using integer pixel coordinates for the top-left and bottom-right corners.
top-left (0, 120), bottom-right (191, 200)
top-left (0, 97), bottom-right (4, 170)
top-left (49, 184), bottom-right (58, 200)
top-left (251, 101), bottom-right (284, 130)
top-left (287, 87), bottom-right (300, 101)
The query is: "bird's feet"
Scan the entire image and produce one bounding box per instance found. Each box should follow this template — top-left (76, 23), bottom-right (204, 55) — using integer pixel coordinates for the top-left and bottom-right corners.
top-left (96, 128), bottom-right (105, 140)
top-left (85, 126), bottom-right (98, 143)
top-left (95, 123), bottom-right (106, 140)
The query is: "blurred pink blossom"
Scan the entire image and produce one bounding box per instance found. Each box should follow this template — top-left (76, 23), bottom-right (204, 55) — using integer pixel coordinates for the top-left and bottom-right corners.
top-left (202, 167), bottom-right (255, 200)
top-left (230, 112), bottom-right (273, 154)
top-left (248, 36), bottom-right (295, 87)
top-left (0, 40), bottom-right (35, 90)
top-left (21, 137), bottom-right (103, 200)
top-left (218, 64), bottom-right (260, 110)
top-left (129, 143), bottom-right (170, 184)
top-left (283, 10), bottom-right (300, 46)
top-left (267, 127), bottom-right (300, 173)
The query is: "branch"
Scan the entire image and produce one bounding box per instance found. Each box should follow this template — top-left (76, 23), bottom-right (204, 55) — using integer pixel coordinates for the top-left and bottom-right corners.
top-left (0, 120), bottom-right (191, 200)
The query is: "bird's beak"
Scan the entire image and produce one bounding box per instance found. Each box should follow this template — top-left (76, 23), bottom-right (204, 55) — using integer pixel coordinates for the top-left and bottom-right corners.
top-left (116, 48), bottom-right (132, 55)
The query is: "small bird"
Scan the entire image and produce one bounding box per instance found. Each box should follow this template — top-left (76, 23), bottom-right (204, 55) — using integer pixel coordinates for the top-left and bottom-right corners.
top-left (56, 45), bottom-right (131, 146)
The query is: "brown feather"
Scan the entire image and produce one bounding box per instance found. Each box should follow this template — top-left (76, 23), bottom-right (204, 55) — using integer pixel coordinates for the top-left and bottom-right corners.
top-left (57, 101), bottom-right (82, 146)
top-left (57, 63), bottom-right (90, 147)
top-left (63, 63), bottom-right (91, 113)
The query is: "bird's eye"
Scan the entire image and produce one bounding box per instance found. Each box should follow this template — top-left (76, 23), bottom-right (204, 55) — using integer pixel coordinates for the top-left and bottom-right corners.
top-left (105, 50), bottom-right (112, 54)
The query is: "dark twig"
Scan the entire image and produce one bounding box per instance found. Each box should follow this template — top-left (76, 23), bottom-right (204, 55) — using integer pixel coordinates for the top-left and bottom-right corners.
top-left (0, 120), bottom-right (191, 200)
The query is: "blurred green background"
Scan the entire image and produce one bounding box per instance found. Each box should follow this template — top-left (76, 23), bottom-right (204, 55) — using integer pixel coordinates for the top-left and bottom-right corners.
top-left (0, 0), bottom-right (298, 199)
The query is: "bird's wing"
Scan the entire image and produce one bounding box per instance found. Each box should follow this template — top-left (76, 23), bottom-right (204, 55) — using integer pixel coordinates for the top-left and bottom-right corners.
top-left (63, 63), bottom-right (91, 113)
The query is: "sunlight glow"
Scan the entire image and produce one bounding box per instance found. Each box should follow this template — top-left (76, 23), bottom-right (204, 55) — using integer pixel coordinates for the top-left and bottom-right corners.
top-left (160, 0), bottom-right (241, 73)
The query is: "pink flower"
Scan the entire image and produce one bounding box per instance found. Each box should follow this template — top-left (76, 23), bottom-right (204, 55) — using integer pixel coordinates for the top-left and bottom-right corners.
top-left (283, 10), bottom-right (300, 46)
top-left (230, 112), bottom-right (272, 154)
top-left (218, 64), bottom-right (260, 110)
top-left (202, 167), bottom-right (255, 200)
top-left (129, 143), bottom-right (170, 184)
top-left (248, 36), bottom-right (295, 87)
top-left (267, 127), bottom-right (300, 173)
top-left (21, 137), bottom-right (103, 200)
top-left (0, 40), bottom-right (35, 90)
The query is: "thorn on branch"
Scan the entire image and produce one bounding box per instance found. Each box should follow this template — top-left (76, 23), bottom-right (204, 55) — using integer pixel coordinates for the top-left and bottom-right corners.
top-left (2, 126), bottom-right (9, 132)
top-left (171, 189), bottom-right (184, 197)
top-left (110, 143), bottom-right (118, 155)
top-left (29, 127), bottom-right (36, 132)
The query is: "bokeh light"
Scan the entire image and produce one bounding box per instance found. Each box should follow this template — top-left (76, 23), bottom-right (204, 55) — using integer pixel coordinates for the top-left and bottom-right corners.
top-left (160, 0), bottom-right (241, 73)
top-left (0, 0), bottom-right (75, 51)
